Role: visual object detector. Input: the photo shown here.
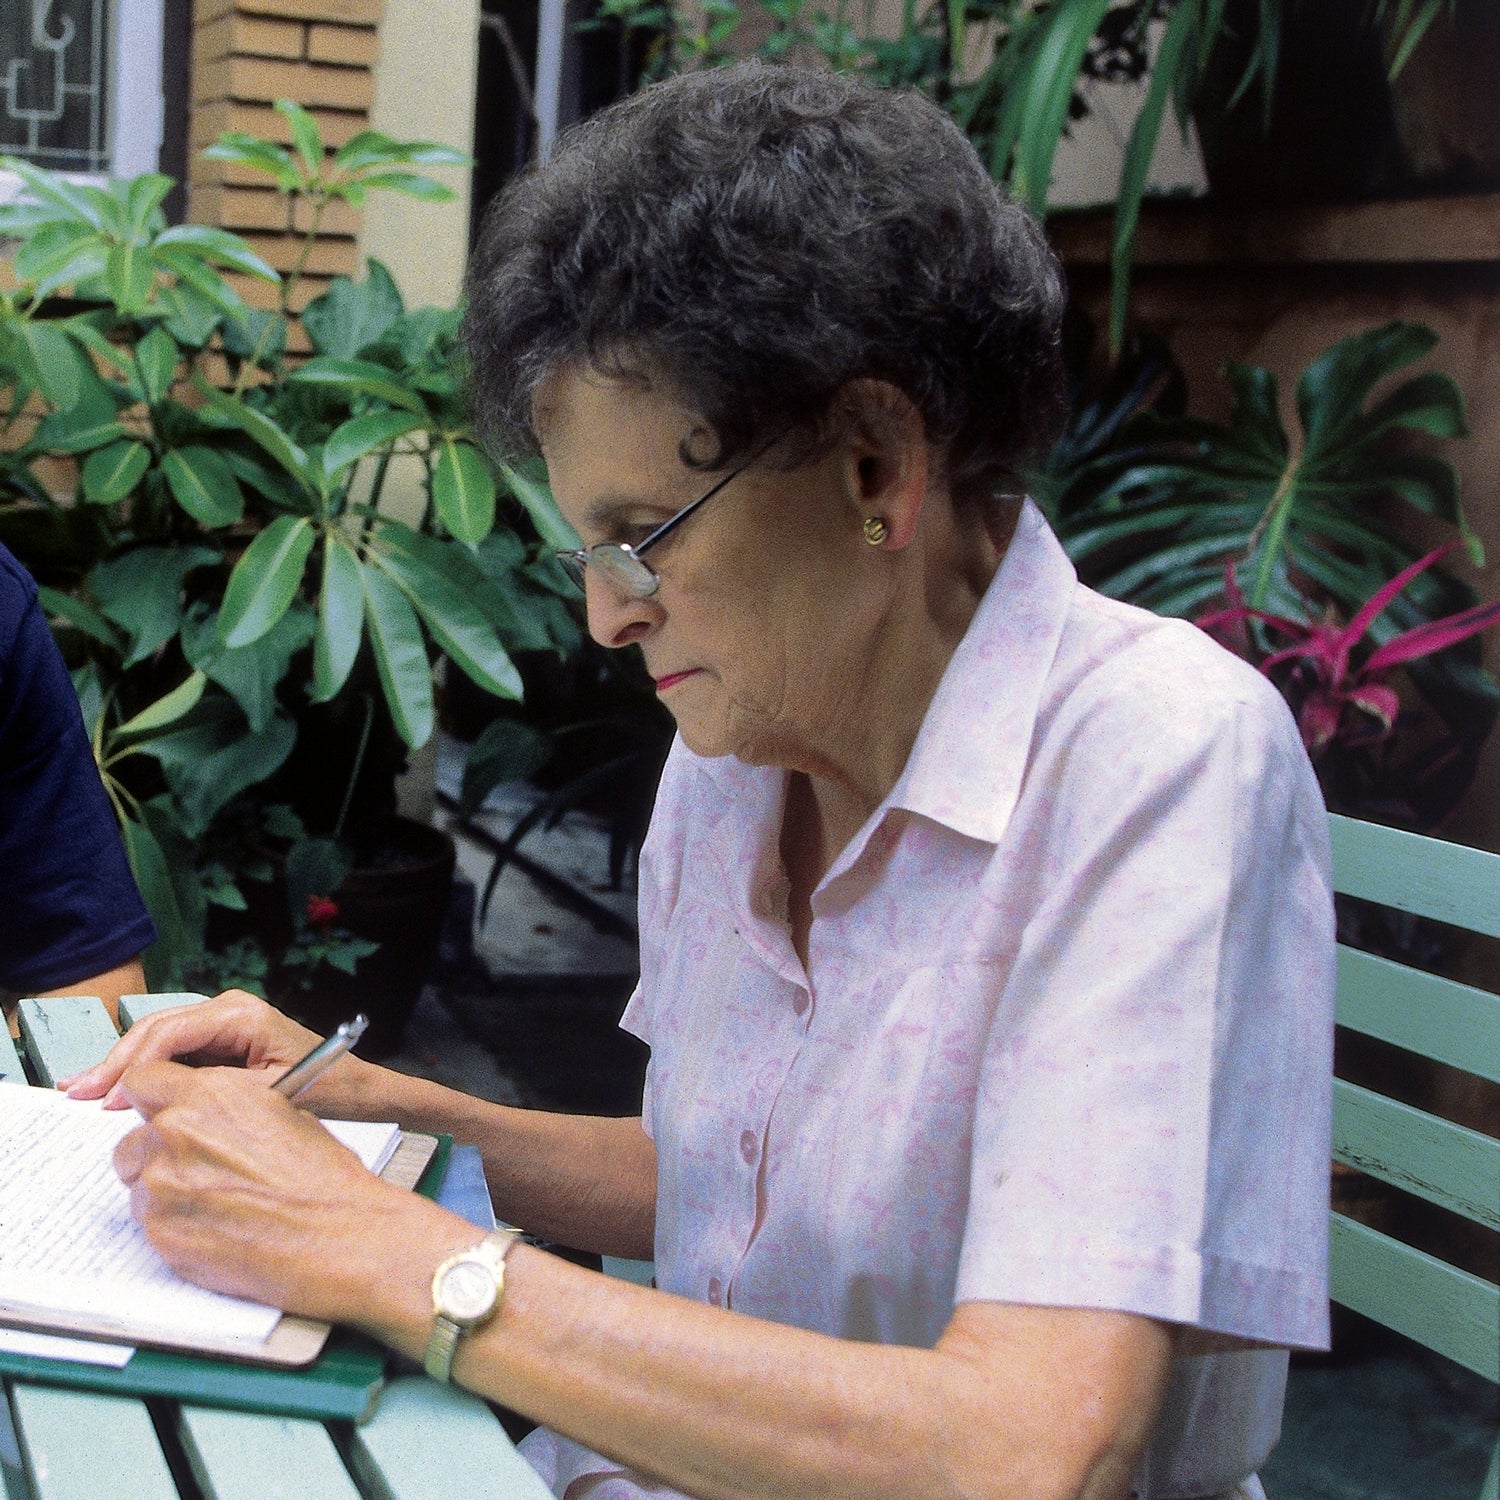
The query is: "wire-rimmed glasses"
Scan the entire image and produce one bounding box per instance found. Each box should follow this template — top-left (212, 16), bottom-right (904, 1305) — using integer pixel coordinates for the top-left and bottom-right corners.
top-left (555, 437), bottom-right (780, 600)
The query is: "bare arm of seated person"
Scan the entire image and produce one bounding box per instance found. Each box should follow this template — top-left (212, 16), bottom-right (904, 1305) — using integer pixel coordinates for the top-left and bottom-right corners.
top-left (102, 1048), bottom-right (1175, 1500)
top-left (63, 988), bottom-right (657, 1259)
top-left (4, 956), bottom-right (146, 1036)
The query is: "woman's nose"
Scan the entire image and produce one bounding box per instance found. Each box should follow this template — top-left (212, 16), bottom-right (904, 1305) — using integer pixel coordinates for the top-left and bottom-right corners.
top-left (584, 572), bottom-right (660, 648)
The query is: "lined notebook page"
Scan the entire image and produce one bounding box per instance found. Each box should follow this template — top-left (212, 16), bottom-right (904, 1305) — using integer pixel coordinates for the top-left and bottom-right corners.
top-left (0, 1087), bottom-right (399, 1348)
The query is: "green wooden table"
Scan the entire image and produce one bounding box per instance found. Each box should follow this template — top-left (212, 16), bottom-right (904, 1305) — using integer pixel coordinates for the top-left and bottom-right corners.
top-left (0, 994), bottom-right (553, 1500)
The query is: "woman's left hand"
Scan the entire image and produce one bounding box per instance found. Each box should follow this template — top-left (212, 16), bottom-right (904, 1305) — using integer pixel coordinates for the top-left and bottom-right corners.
top-left (112, 1060), bottom-right (449, 1321)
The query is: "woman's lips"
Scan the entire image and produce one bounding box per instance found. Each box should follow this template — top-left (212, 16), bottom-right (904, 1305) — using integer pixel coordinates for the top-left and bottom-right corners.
top-left (654, 669), bottom-right (700, 693)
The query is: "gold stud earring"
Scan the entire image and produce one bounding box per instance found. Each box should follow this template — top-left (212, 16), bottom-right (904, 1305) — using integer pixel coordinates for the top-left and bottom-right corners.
top-left (862, 516), bottom-right (889, 546)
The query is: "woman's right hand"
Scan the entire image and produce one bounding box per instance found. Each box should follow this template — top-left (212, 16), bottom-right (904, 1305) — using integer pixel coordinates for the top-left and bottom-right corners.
top-left (59, 989), bottom-right (374, 1114)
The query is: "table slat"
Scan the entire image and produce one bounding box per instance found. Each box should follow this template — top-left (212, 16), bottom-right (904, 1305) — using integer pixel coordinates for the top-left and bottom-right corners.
top-left (177, 1406), bottom-right (361, 1500)
top-left (347, 1377), bottom-right (552, 1500)
top-left (10, 1384), bottom-right (177, 1500)
top-left (0, 1026), bottom-right (25, 1087)
top-left (15, 998), bottom-right (118, 1086)
top-left (120, 993), bottom-right (209, 1029)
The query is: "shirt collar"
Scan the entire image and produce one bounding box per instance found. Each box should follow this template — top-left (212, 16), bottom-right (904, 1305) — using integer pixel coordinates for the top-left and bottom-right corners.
top-left (690, 498), bottom-right (1076, 861)
top-left (883, 498), bottom-right (1075, 846)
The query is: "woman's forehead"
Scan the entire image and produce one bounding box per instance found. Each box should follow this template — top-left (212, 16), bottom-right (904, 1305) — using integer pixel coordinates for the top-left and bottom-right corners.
top-left (536, 367), bottom-right (709, 508)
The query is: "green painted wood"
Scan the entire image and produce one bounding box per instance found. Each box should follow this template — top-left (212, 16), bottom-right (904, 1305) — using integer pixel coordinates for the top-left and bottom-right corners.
top-left (15, 997), bottom-right (118, 1086)
top-left (120, 992), bottom-right (209, 1029)
top-left (1333, 1078), bottom-right (1500, 1230)
top-left (347, 1377), bottom-right (552, 1500)
top-left (176, 1406), bottom-right (360, 1500)
top-left (0, 1026), bottom-right (25, 1087)
top-left (10, 1384), bottom-right (176, 1500)
top-left (1328, 813), bottom-right (1500, 937)
top-left (1336, 946), bottom-right (1500, 1083)
top-left (601, 1256), bottom-right (656, 1287)
top-left (1329, 1212), bottom-right (1500, 1382)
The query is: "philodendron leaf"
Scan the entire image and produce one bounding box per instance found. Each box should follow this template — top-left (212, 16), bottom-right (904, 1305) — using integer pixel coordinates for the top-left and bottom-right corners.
top-left (289, 356), bottom-right (426, 415)
top-left (276, 99), bottom-right (325, 176)
top-left (195, 379), bottom-right (315, 490)
top-left (183, 601), bottom-right (315, 732)
top-left (87, 545), bottom-right (221, 666)
top-left (220, 515), bottom-right (315, 648)
top-left (359, 560), bottom-right (434, 748)
top-left (431, 437), bottom-right (496, 547)
top-left (121, 809), bottom-right (200, 983)
top-left (162, 446), bottom-right (245, 527)
top-left (81, 440), bottom-right (152, 505)
top-left (312, 535), bottom-right (365, 703)
top-left (106, 238), bottom-right (154, 313)
top-left (114, 670), bottom-right (209, 737)
top-left (135, 698), bottom-right (296, 839)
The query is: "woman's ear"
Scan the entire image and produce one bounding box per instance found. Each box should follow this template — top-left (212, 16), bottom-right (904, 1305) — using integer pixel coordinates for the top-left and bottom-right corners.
top-left (835, 380), bottom-right (930, 550)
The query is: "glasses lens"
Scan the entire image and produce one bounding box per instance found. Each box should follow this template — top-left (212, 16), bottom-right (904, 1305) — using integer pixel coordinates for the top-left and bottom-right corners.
top-left (556, 551), bottom-right (587, 591)
top-left (591, 545), bottom-right (658, 599)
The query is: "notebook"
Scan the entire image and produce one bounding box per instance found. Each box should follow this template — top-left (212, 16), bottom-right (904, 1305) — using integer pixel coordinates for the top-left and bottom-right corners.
top-left (0, 1085), bottom-right (435, 1367)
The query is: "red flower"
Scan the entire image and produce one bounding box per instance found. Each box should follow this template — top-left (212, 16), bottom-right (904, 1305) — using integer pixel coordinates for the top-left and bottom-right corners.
top-left (306, 895), bottom-right (339, 929)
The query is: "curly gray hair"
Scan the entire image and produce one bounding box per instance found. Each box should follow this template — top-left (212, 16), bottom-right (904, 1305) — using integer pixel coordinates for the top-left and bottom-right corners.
top-left (464, 61), bottom-right (1068, 507)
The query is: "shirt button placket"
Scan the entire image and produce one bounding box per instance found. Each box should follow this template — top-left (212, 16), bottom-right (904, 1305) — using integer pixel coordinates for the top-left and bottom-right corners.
top-left (707, 1275), bottom-right (723, 1306)
top-left (739, 1128), bottom-right (758, 1166)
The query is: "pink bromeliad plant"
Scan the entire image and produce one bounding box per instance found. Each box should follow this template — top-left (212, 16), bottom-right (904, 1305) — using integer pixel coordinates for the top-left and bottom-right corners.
top-left (1199, 544), bottom-right (1500, 761)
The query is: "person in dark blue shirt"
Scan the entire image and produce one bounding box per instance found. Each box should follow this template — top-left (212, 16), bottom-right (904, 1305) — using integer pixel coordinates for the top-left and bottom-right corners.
top-left (0, 542), bottom-right (155, 1027)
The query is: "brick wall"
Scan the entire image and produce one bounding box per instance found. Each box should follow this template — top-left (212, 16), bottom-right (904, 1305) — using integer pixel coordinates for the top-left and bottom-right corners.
top-left (188, 0), bottom-right (385, 349)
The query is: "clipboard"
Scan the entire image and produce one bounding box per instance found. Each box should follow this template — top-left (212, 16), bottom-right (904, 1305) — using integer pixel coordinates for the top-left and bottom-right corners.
top-left (0, 1130), bottom-right (441, 1370)
top-left (0, 1133), bottom-right (453, 1422)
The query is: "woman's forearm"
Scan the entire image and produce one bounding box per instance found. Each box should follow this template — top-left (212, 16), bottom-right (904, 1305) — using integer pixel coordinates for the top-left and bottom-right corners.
top-left (342, 1228), bottom-right (1173, 1500)
top-left (345, 1063), bottom-right (657, 1258)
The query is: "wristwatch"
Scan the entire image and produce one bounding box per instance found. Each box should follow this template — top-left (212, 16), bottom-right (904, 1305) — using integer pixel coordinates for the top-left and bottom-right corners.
top-left (424, 1227), bottom-right (522, 1383)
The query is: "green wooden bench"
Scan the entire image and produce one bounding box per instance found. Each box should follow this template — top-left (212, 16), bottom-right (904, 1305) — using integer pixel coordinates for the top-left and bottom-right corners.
top-left (1, 993), bottom-right (553, 1500)
top-left (1328, 813), bottom-right (1500, 1500)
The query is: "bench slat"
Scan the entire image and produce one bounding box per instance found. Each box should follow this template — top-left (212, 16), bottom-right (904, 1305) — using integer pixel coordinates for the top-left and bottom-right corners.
top-left (1337, 946), bottom-right (1500, 1083)
top-left (9, 1384), bottom-right (177, 1500)
top-left (1329, 1212), bottom-right (1500, 1382)
top-left (0, 1026), bottom-right (25, 1087)
top-left (347, 1376), bottom-right (552, 1500)
top-left (1329, 813), bottom-right (1500, 938)
top-left (177, 1405), bottom-right (361, 1500)
top-left (15, 998), bottom-right (118, 1086)
top-left (1333, 1079), bottom-right (1500, 1229)
top-left (120, 992), bottom-right (209, 1029)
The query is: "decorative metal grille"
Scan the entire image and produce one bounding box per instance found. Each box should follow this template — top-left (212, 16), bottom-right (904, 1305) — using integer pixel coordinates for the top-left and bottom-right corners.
top-left (1, 1), bottom-right (111, 172)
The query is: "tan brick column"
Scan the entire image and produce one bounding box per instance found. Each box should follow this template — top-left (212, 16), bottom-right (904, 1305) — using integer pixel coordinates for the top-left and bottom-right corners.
top-left (188, 0), bottom-right (385, 346)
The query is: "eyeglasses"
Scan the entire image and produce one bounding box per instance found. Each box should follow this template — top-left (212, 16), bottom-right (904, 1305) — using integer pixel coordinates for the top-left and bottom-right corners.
top-left (555, 436), bottom-right (780, 600)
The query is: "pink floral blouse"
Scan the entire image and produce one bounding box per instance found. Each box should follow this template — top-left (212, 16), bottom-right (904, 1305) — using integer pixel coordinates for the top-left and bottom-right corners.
top-left (522, 502), bottom-right (1335, 1500)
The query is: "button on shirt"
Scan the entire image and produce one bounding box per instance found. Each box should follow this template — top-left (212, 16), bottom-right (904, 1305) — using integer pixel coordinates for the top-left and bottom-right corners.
top-left (521, 503), bottom-right (1335, 1500)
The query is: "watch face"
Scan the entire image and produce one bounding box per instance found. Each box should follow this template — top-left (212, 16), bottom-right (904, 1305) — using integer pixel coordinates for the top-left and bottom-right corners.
top-left (439, 1258), bottom-right (498, 1322)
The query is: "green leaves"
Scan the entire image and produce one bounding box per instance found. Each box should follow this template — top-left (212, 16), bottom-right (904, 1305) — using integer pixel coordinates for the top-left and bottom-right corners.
top-left (220, 516), bottom-right (315, 648)
top-left (321, 410), bottom-right (424, 479)
top-left (288, 356), bottom-right (426, 414)
top-left (162, 446), bottom-right (246, 527)
top-left (360, 562), bottom-right (434, 747)
top-left (313, 536), bottom-right (365, 703)
top-left (431, 438), bottom-right (497, 546)
top-left (81, 441), bottom-right (152, 505)
top-left (1051, 321), bottom-right (1474, 627)
top-left (301, 260), bottom-right (403, 358)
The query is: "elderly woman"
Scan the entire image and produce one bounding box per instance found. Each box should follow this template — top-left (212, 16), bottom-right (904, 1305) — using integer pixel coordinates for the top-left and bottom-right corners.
top-left (71, 63), bottom-right (1334, 1500)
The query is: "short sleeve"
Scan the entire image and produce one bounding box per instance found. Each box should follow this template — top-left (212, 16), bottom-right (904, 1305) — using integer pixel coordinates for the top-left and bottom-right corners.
top-left (954, 651), bottom-right (1334, 1350)
top-left (0, 548), bottom-right (156, 992)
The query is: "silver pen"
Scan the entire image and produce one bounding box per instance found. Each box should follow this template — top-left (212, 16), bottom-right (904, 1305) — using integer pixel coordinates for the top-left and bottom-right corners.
top-left (270, 1015), bottom-right (369, 1100)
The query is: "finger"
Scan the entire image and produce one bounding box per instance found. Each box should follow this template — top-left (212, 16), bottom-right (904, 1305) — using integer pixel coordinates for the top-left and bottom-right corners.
top-left (115, 1058), bottom-right (202, 1121)
top-left (63, 991), bottom-right (293, 1100)
top-left (113, 1120), bottom-right (158, 1186)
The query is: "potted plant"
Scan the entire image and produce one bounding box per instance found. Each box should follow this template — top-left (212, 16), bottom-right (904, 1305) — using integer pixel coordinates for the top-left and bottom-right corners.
top-left (0, 105), bottom-right (578, 1053)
